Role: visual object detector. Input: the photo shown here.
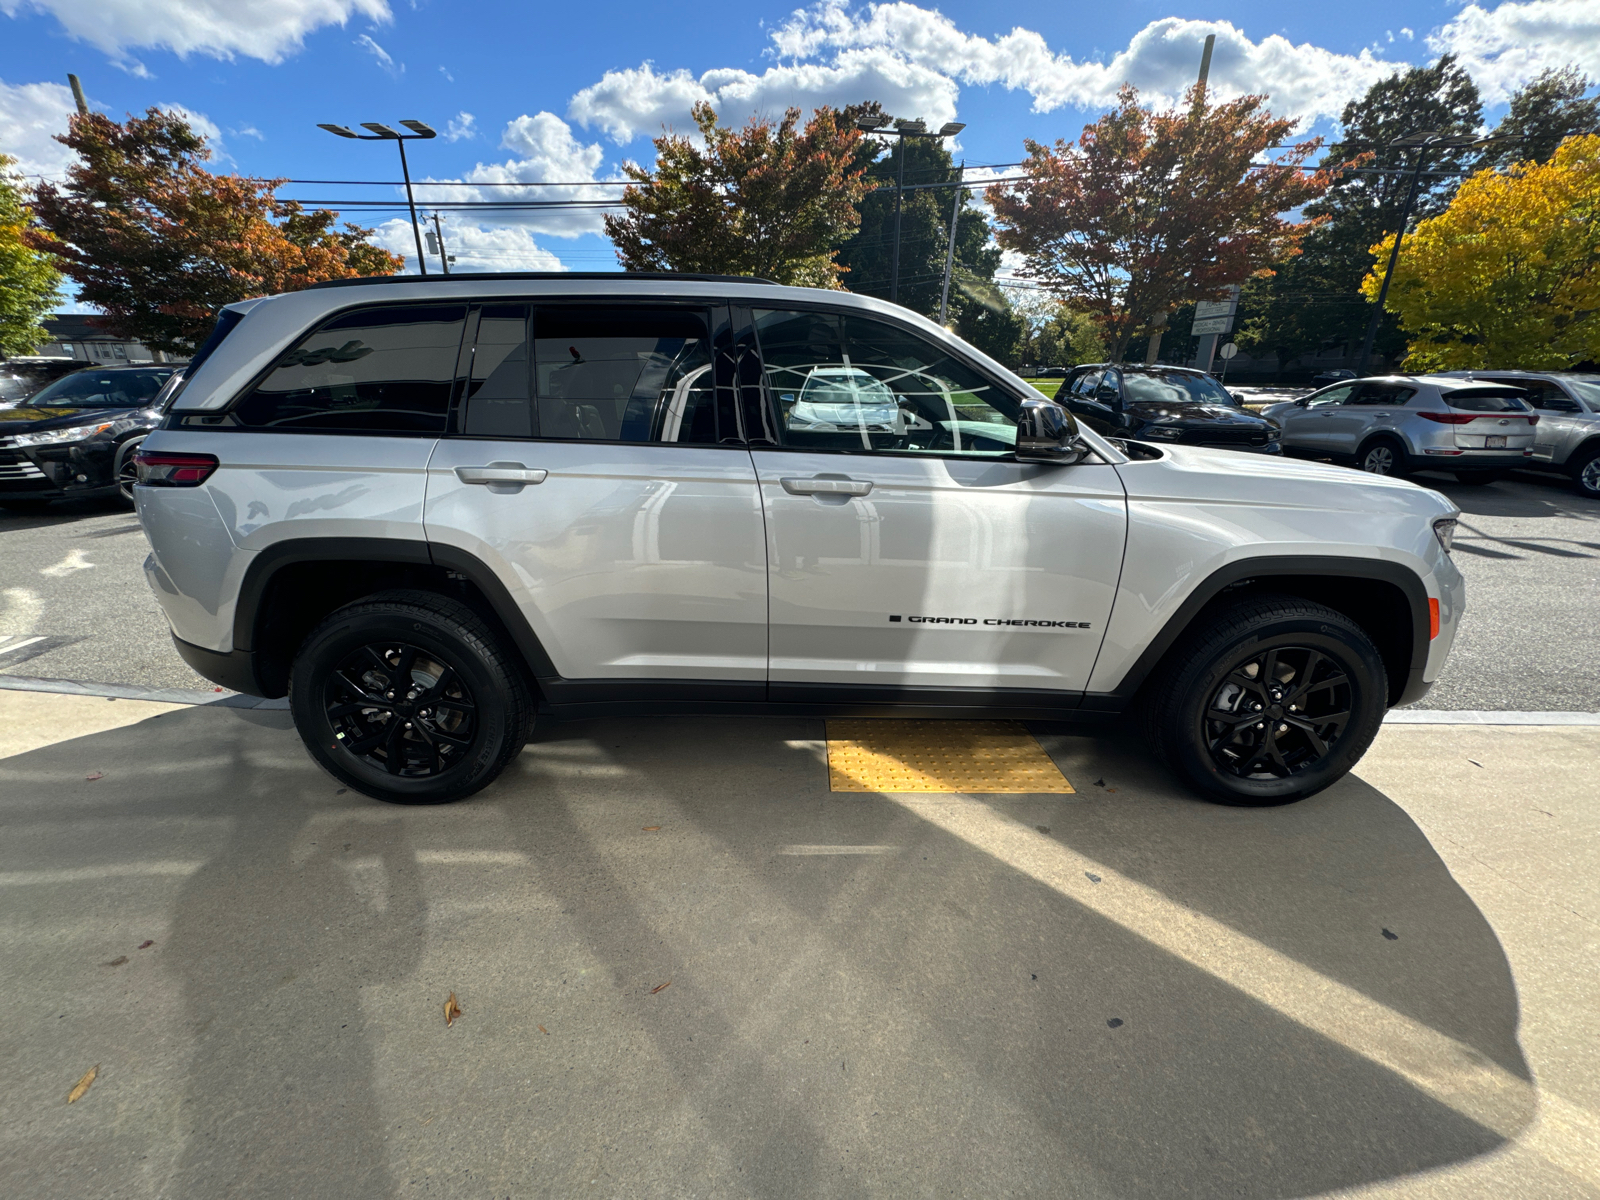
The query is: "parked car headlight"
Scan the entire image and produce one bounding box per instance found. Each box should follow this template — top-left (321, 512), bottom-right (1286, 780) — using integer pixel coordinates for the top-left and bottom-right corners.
top-left (9, 421), bottom-right (117, 448)
top-left (1265, 428), bottom-right (1281, 440)
top-left (1433, 518), bottom-right (1457, 553)
top-left (1141, 426), bottom-right (1182, 441)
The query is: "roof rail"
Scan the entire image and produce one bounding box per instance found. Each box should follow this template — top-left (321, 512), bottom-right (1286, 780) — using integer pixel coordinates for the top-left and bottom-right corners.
top-left (306, 271), bottom-right (779, 291)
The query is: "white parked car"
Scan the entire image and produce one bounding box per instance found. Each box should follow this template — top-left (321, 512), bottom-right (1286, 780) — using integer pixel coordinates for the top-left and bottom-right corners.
top-left (134, 274), bottom-right (1464, 807)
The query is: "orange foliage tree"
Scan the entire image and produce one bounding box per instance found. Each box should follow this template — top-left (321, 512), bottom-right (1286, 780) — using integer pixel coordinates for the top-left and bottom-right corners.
top-left (29, 109), bottom-right (401, 353)
top-left (988, 86), bottom-right (1334, 363)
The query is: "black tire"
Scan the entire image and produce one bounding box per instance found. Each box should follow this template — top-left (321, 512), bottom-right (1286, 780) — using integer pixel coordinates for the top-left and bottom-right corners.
top-left (1143, 595), bottom-right (1388, 806)
top-left (288, 589), bottom-right (534, 804)
top-left (114, 437), bottom-right (143, 508)
top-left (1452, 470), bottom-right (1505, 486)
top-left (1571, 445), bottom-right (1600, 499)
top-left (1356, 438), bottom-right (1408, 477)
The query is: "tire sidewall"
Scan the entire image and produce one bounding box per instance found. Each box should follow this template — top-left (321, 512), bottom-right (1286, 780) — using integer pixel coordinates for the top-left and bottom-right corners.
top-left (1574, 449), bottom-right (1600, 498)
top-left (290, 609), bottom-right (513, 803)
top-left (1359, 439), bottom-right (1405, 476)
top-left (1168, 616), bottom-right (1387, 806)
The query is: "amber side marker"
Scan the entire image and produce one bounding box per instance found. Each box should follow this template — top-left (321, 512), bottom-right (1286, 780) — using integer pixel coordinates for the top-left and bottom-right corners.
top-left (826, 719), bottom-right (1074, 793)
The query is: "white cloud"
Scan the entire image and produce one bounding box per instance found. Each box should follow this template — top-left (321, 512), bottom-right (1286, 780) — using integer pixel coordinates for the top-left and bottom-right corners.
top-left (371, 217), bottom-right (566, 274)
top-left (0, 0), bottom-right (391, 68)
top-left (445, 111), bottom-right (476, 141)
top-left (233, 125), bottom-right (264, 139)
top-left (1429, 0), bottom-right (1600, 103)
top-left (354, 33), bottom-right (402, 76)
top-left (410, 112), bottom-right (617, 239)
top-left (439, 66), bottom-right (454, 82)
top-left (0, 78), bottom-right (79, 179)
top-left (567, 50), bottom-right (958, 143)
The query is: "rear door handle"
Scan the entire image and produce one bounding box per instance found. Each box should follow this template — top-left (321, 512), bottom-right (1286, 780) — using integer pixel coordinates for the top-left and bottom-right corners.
top-left (780, 476), bottom-right (872, 497)
top-left (456, 464), bottom-right (548, 485)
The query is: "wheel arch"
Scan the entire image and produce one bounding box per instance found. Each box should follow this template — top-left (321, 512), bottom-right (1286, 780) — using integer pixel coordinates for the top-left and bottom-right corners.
top-left (1356, 430), bottom-right (1410, 466)
top-left (1089, 556), bottom-right (1431, 711)
top-left (234, 538), bottom-right (556, 698)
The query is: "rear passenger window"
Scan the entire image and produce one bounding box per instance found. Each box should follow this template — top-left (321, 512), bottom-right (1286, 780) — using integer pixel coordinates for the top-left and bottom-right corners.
top-left (235, 304), bottom-right (466, 433)
top-left (533, 307), bottom-right (717, 442)
top-left (1353, 384), bottom-right (1416, 405)
top-left (461, 305), bottom-right (533, 438)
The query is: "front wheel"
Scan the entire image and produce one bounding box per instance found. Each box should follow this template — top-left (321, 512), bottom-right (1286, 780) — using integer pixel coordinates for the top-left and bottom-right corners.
top-left (1143, 595), bottom-right (1389, 805)
top-left (289, 590), bottom-right (533, 804)
top-left (115, 438), bottom-right (144, 507)
top-left (1571, 446), bottom-right (1600, 499)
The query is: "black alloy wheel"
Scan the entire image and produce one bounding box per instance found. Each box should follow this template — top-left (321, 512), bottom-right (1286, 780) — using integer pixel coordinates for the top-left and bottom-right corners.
top-left (1204, 646), bottom-right (1351, 780)
top-left (324, 642), bottom-right (477, 778)
top-left (289, 590), bottom-right (533, 803)
top-left (116, 438), bottom-right (143, 506)
top-left (1144, 595), bottom-right (1388, 805)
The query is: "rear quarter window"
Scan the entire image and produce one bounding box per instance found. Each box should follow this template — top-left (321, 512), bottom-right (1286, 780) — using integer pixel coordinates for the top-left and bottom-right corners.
top-left (232, 303), bottom-right (467, 433)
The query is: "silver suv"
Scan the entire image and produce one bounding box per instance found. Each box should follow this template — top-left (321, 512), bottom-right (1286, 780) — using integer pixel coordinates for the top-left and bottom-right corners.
top-left (134, 274), bottom-right (1464, 807)
top-left (1262, 375), bottom-right (1539, 483)
top-left (1438, 371), bottom-right (1600, 498)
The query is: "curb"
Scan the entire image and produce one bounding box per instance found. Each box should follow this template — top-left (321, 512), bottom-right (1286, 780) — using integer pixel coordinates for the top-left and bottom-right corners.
top-left (1, 675), bottom-right (1595, 726)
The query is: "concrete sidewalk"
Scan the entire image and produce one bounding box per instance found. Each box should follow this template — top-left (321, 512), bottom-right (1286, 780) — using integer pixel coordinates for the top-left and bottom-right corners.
top-left (0, 693), bottom-right (1595, 1198)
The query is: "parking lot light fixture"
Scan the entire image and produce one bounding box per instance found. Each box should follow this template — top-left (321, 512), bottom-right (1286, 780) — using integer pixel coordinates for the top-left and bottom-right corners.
top-left (867, 116), bottom-right (969, 303)
top-left (319, 118), bottom-right (439, 276)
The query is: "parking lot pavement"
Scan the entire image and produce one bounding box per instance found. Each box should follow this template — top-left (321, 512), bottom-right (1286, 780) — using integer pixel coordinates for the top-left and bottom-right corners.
top-left (1, 473), bottom-right (1596, 711)
top-left (2, 698), bottom-right (1596, 1199)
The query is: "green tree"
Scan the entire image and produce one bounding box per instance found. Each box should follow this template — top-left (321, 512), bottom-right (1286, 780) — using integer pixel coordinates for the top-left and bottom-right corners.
top-left (0, 154), bottom-right (62, 357)
top-left (1238, 56), bottom-right (1483, 371)
top-left (605, 102), bottom-right (869, 286)
top-left (28, 110), bottom-right (401, 354)
top-left (988, 85), bottom-right (1327, 364)
top-left (1020, 303), bottom-right (1107, 368)
top-left (1490, 66), bottom-right (1600, 168)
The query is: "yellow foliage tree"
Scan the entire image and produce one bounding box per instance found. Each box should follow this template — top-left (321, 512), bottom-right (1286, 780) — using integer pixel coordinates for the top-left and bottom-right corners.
top-left (1363, 134), bottom-right (1600, 370)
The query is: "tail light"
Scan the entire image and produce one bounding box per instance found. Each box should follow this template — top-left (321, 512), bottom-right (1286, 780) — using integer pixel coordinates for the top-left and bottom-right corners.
top-left (134, 449), bottom-right (218, 487)
top-left (1418, 411), bottom-right (1539, 425)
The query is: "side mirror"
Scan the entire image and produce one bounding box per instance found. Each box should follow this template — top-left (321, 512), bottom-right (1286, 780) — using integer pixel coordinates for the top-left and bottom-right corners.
top-left (1295, 397), bottom-right (1309, 407)
top-left (1016, 400), bottom-right (1089, 464)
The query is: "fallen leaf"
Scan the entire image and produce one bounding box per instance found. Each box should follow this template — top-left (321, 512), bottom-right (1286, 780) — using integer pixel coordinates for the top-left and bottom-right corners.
top-left (1106, 1018), bottom-right (1124, 1029)
top-left (1107, 788), bottom-right (1117, 793)
top-left (443, 993), bottom-right (462, 1027)
top-left (421, 1115), bottom-right (434, 1126)
top-left (104, 956), bottom-right (128, 967)
top-left (650, 980), bottom-right (671, 995)
top-left (537, 1025), bottom-right (548, 1035)
top-left (85, 772), bottom-right (103, 782)
top-left (1467, 759), bottom-right (1484, 768)
top-left (641, 826), bottom-right (661, 832)
top-left (137, 940), bottom-right (154, 950)
top-left (1035, 825), bottom-right (1051, 834)
top-left (1382, 928), bottom-right (1399, 941)
top-left (1093, 778), bottom-right (1105, 788)
top-left (67, 1065), bottom-right (99, 1104)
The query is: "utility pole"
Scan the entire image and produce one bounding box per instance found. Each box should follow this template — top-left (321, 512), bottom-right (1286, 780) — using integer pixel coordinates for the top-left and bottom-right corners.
top-left (67, 74), bottom-right (89, 117)
top-left (430, 211), bottom-right (452, 275)
top-left (937, 160), bottom-right (964, 325)
top-left (1148, 34), bottom-right (1216, 365)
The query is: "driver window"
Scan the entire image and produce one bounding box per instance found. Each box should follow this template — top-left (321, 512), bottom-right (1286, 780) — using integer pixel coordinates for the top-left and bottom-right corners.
top-left (1308, 385), bottom-right (1356, 408)
top-left (752, 309), bottom-right (1018, 456)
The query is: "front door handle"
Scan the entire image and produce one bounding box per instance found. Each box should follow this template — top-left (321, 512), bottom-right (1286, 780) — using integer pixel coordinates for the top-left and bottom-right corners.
top-left (456, 464), bottom-right (548, 485)
top-left (780, 476), bottom-right (872, 497)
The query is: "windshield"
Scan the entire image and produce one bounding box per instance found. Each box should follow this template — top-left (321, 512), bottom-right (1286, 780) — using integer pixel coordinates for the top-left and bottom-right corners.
top-left (1122, 371), bottom-right (1237, 407)
top-left (1565, 379), bottom-right (1600, 408)
top-left (0, 375), bottom-right (32, 403)
top-left (21, 368), bottom-right (174, 409)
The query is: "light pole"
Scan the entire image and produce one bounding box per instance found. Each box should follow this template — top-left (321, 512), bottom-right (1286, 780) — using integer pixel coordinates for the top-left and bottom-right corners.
top-left (318, 119), bottom-right (438, 276)
top-left (1354, 129), bottom-right (1484, 375)
top-left (855, 116), bottom-right (966, 304)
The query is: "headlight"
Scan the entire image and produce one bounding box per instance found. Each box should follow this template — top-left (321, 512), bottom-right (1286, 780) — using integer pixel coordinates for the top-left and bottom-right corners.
top-left (1433, 518), bottom-right (1457, 553)
top-left (1142, 427), bottom-right (1182, 441)
top-left (1266, 429), bottom-right (1281, 440)
top-left (9, 422), bottom-right (118, 448)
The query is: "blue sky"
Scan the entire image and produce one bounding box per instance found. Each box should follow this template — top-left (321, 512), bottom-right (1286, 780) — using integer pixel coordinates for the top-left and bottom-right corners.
top-left (3, 0), bottom-right (1597, 287)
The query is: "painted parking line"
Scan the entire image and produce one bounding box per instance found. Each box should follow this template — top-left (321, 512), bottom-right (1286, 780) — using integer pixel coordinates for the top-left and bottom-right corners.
top-left (825, 719), bottom-right (1074, 793)
top-left (778, 845), bottom-right (901, 856)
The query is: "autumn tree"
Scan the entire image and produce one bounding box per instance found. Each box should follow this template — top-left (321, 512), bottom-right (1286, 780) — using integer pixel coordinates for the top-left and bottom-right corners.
top-left (28, 110), bottom-right (401, 353)
top-left (988, 85), bottom-right (1328, 364)
top-left (605, 102), bottom-right (870, 286)
top-left (1238, 56), bottom-right (1484, 369)
top-left (1363, 134), bottom-right (1600, 371)
top-left (1490, 67), bottom-right (1600, 168)
top-left (0, 154), bottom-right (62, 357)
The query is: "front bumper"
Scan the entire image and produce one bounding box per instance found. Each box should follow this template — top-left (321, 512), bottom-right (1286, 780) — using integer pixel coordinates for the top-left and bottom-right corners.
top-left (0, 441), bottom-right (119, 499)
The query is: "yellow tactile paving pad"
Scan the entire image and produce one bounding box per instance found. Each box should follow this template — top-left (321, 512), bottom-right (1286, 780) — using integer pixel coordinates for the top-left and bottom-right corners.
top-left (825, 719), bottom-right (1074, 793)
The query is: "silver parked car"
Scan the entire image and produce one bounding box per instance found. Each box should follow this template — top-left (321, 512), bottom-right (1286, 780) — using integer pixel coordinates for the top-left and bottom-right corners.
top-left (1436, 371), bottom-right (1600, 499)
top-left (1261, 375), bottom-right (1539, 484)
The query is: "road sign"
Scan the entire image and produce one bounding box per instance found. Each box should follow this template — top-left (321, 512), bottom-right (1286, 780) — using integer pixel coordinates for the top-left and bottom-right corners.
top-left (1192, 285), bottom-right (1241, 337)
top-left (1191, 316), bottom-right (1233, 335)
top-left (1219, 342), bottom-right (1238, 360)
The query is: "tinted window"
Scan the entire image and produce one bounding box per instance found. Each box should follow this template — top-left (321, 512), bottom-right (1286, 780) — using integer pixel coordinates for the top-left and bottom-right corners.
top-left (533, 306), bottom-right (717, 442)
top-left (236, 304), bottom-right (466, 433)
top-left (1352, 383), bottom-right (1416, 405)
top-left (1441, 387), bottom-right (1530, 413)
top-left (1481, 379), bottom-right (1575, 411)
top-left (1071, 370), bottom-right (1102, 397)
top-left (754, 308), bottom-right (1017, 455)
top-left (461, 305), bottom-right (533, 438)
top-left (1120, 370), bottom-right (1235, 406)
top-left (21, 368), bottom-right (174, 408)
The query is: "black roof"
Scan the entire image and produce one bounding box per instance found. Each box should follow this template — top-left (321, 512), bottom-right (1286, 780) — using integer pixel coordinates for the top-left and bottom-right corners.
top-left (306, 271), bottom-right (778, 291)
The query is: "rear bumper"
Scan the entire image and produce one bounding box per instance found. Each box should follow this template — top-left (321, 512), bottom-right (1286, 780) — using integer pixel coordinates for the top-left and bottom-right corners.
top-left (1413, 450), bottom-right (1534, 468)
top-left (172, 634), bottom-right (268, 697)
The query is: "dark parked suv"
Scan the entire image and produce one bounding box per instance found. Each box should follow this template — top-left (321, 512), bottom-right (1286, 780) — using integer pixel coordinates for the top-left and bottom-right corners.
top-left (1059, 364), bottom-right (1282, 453)
top-left (0, 364), bottom-right (178, 510)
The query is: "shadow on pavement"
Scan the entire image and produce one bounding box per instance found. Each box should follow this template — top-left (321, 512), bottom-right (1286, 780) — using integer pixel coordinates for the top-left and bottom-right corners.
top-left (0, 706), bottom-right (1533, 1199)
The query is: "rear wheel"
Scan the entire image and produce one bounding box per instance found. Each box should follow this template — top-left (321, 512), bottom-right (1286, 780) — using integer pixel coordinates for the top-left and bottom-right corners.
top-left (1571, 446), bottom-right (1600, 499)
top-left (289, 589), bottom-right (533, 804)
top-left (1143, 595), bottom-right (1388, 806)
top-left (1357, 439), bottom-right (1407, 477)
